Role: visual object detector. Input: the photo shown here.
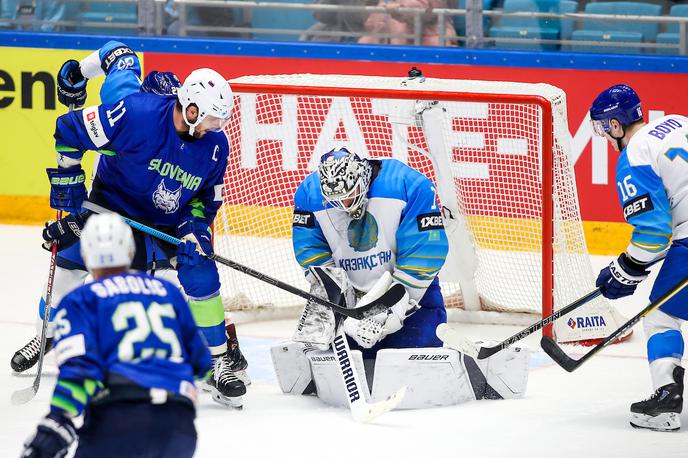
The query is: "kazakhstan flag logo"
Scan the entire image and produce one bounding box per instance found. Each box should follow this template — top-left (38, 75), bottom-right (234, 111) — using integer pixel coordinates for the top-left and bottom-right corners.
top-left (347, 212), bottom-right (379, 252)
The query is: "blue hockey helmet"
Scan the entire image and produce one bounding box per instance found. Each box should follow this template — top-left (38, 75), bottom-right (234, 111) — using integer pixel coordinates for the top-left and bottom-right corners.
top-left (589, 84), bottom-right (643, 137)
top-left (141, 71), bottom-right (181, 96)
top-left (318, 147), bottom-right (372, 220)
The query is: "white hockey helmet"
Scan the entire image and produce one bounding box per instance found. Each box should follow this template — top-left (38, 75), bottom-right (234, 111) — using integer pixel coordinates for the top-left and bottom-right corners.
top-left (80, 213), bottom-right (135, 271)
top-left (177, 68), bottom-right (233, 136)
top-left (318, 147), bottom-right (372, 220)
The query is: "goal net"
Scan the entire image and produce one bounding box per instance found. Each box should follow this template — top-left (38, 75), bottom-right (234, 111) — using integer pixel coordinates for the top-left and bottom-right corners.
top-left (214, 73), bottom-right (626, 343)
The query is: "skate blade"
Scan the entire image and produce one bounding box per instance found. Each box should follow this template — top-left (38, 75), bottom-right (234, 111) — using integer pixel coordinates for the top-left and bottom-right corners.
top-left (630, 412), bottom-right (681, 432)
top-left (209, 388), bottom-right (243, 410)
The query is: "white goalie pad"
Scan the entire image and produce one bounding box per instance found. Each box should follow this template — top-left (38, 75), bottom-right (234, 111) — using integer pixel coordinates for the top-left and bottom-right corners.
top-left (270, 341), bottom-right (317, 395)
top-left (371, 348), bottom-right (476, 409)
top-left (307, 349), bottom-right (371, 407)
top-left (474, 342), bottom-right (529, 399)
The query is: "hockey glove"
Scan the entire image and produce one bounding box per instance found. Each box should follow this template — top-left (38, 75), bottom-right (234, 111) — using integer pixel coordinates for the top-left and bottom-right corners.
top-left (176, 220), bottom-right (213, 266)
top-left (22, 411), bottom-right (76, 458)
top-left (57, 59), bottom-right (87, 108)
top-left (46, 166), bottom-right (87, 214)
top-left (42, 211), bottom-right (90, 251)
top-left (596, 252), bottom-right (650, 300)
top-left (343, 284), bottom-right (419, 349)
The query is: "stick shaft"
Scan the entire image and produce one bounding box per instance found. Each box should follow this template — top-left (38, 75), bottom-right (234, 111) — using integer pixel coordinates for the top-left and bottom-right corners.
top-left (81, 200), bottom-right (389, 320)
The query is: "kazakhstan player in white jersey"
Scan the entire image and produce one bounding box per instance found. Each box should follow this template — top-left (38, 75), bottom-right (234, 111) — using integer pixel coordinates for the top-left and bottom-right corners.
top-left (590, 84), bottom-right (688, 431)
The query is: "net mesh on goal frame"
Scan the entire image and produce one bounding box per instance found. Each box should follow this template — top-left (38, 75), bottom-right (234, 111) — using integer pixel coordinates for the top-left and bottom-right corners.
top-left (214, 75), bottom-right (614, 343)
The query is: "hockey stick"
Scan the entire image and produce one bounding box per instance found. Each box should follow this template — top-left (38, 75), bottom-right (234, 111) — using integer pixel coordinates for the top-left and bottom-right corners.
top-left (437, 289), bottom-right (603, 360)
top-left (332, 321), bottom-right (406, 422)
top-left (438, 254), bottom-right (668, 360)
top-left (82, 201), bottom-right (403, 320)
top-left (541, 272), bottom-right (688, 372)
top-left (11, 210), bottom-right (62, 405)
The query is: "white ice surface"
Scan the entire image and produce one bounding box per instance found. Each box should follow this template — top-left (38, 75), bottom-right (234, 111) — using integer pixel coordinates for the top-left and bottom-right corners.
top-left (1, 224), bottom-right (687, 458)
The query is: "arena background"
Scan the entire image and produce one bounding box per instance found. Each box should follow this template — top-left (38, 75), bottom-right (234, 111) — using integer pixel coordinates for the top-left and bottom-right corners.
top-left (2, 31), bottom-right (687, 254)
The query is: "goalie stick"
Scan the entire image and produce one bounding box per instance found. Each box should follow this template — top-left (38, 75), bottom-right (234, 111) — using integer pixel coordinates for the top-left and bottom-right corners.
top-left (332, 320), bottom-right (406, 422)
top-left (437, 289), bottom-right (603, 359)
top-left (11, 210), bottom-right (62, 405)
top-left (82, 201), bottom-right (403, 320)
top-left (541, 272), bottom-right (688, 373)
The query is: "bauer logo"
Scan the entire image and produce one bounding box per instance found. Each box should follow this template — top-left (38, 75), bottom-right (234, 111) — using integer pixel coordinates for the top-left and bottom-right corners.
top-left (292, 210), bottom-right (315, 228)
top-left (568, 315), bottom-right (607, 329)
top-left (409, 354), bottom-right (449, 361)
top-left (622, 194), bottom-right (653, 220)
top-left (416, 213), bottom-right (443, 232)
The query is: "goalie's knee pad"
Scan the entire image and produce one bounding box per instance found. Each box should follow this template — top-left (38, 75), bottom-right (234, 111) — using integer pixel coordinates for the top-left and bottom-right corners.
top-left (270, 341), bottom-right (317, 396)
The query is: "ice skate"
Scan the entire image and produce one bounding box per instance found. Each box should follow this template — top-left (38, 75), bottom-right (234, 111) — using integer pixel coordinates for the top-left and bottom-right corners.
top-left (630, 366), bottom-right (684, 432)
top-left (226, 323), bottom-right (250, 386)
top-left (202, 351), bottom-right (246, 409)
top-left (11, 336), bottom-right (53, 373)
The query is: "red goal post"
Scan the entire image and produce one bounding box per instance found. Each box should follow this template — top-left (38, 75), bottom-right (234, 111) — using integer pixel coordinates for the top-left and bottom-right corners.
top-left (215, 74), bottom-right (625, 343)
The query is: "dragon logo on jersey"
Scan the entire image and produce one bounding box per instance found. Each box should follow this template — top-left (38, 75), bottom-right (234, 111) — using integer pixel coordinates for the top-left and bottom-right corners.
top-left (153, 180), bottom-right (182, 214)
top-left (347, 211), bottom-right (378, 252)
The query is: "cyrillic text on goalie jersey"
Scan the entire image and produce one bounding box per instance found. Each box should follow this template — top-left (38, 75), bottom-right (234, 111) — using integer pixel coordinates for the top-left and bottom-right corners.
top-left (616, 114), bottom-right (688, 262)
top-left (292, 158), bottom-right (448, 300)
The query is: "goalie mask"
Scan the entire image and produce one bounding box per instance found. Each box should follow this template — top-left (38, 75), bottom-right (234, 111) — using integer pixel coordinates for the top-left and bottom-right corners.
top-left (177, 68), bottom-right (233, 137)
top-left (318, 148), bottom-right (372, 220)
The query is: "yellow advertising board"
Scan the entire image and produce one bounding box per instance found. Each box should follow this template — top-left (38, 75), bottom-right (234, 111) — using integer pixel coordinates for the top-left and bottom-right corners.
top-left (0, 46), bottom-right (137, 224)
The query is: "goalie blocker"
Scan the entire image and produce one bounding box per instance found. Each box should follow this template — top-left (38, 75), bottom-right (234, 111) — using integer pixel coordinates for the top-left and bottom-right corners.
top-left (271, 340), bottom-right (528, 409)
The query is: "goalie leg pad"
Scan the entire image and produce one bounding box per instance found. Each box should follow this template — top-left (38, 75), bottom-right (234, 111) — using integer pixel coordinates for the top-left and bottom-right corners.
top-left (305, 348), bottom-right (370, 407)
top-left (270, 341), bottom-right (317, 395)
top-left (371, 348), bottom-right (476, 409)
top-left (475, 342), bottom-right (529, 399)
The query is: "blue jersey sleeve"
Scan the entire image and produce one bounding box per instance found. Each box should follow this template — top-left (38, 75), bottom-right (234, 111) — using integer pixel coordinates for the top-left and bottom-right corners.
top-left (178, 138), bottom-right (229, 227)
top-left (54, 97), bottom-right (131, 165)
top-left (168, 286), bottom-right (213, 379)
top-left (292, 174), bottom-right (333, 270)
top-left (97, 41), bottom-right (143, 104)
top-left (392, 174), bottom-right (448, 292)
top-left (50, 289), bottom-right (105, 417)
top-left (616, 152), bottom-right (672, 262)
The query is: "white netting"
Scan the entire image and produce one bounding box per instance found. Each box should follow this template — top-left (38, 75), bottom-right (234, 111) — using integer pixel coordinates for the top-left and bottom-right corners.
top-left (215, 74), bottom-right (608, 335)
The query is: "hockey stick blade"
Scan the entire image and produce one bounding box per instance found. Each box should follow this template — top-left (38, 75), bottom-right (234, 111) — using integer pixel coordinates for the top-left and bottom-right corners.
top-left (11, 384), bottom-right (38, 405)
top-left (541, 272), bottom-right (688, 373)
top-left (540, 336), bottom-right (579, 372)
top-left (435, 323), bottom-right (480, 358)
top-left (352, 386), bottom-right (407, 423)
top-left (354, 284), bottom-right (407, 320)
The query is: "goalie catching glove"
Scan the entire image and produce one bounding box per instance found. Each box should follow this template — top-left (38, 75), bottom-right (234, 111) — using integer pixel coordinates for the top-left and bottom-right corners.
top-left (343, 272), bottom-right (419, 349)
top-left (596, 252), bottom-right (650, 299)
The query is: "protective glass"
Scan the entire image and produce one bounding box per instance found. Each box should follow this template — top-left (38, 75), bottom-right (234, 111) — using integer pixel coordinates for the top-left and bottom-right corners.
top-left (590, 119), bottom-right (609, 137)
top-left (198, 114), bottom-right (230, 132)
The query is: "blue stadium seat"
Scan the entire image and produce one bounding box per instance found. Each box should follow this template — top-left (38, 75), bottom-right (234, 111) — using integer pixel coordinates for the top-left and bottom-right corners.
top-left (454, 0), bottom-right (496, 41)
top-left (570, 1), bottom-right (661, 54)
top-left (488, 0), bottom-right (577, 50)
top-left (656, 5), bottom-right (688, 54)
top-left (251, 0), bottom-right (316, 41)
top-left (76, 2), bottom-right (138, 35)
